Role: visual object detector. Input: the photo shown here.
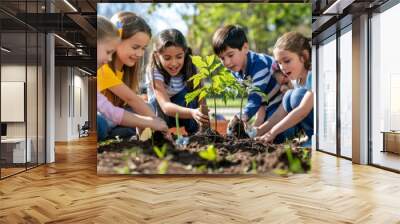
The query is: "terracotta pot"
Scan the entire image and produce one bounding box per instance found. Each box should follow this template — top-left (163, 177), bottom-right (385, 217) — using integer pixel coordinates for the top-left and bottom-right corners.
top-left (210, 120), bottom-right (228, 136)
top-left (169, 127), bottom-right (188, 136)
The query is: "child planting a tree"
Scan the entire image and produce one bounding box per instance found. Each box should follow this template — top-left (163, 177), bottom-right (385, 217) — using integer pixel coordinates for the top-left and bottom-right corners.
top-left (255, 32), bottom-right (313, 146)
top-left (253, 62), bottom-right (293, 128)
top-left (147, 29), bottom-right (209, 135)
top-left (211, 25), bottom-right (284, 136)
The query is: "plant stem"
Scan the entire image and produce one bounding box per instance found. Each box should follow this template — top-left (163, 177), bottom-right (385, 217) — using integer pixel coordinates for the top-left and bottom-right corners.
top-left (214, 95), bottom-right (217, 133)
top-left (239, 94), bottom-right (244, 137)
top-left (175, 112), bottom-right (181, 137)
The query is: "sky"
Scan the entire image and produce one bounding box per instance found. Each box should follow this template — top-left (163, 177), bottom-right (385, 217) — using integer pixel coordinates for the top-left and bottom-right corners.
top-left (97, 3), bottom-right (194, 36)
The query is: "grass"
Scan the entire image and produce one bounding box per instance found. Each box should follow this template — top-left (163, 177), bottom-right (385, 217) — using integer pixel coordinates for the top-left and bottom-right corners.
top-left (205, 98), bottom-right (247, 108)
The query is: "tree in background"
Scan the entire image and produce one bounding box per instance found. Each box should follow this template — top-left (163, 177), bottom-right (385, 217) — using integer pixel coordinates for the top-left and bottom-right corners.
top-left (156, 3), bottom-right (311, 56)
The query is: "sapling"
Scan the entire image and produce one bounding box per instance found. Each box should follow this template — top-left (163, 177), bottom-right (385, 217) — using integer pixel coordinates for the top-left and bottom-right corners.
top-left (185, 55), bottom-right (238, 133)
top-left (284, 144), bottom-right (303, 173)
top-left (229, 77), bottom-right (269, 138)
top-left (175, 112), bottom-right (189, 146)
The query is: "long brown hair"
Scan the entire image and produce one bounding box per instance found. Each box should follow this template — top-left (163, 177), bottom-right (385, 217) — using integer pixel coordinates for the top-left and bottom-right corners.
top-left (107, 11), bottom-right (151, 107)
top-left (274, 32), bottom-right (311, 71)
top-left (148, 28), bottom-right (197, 91)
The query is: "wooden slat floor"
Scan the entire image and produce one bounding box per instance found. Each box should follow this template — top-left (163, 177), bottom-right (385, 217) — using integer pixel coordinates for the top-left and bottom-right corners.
top-left (1, 135), bottom-right (400, 223)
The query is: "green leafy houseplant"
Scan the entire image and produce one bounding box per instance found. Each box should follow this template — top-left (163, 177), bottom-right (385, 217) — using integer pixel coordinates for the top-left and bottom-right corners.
top-left (185, 55), bottom-right (238, 132)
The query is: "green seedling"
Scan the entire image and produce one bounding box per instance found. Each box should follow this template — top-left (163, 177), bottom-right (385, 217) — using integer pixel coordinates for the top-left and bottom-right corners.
top-left (158, 160), bottom-right (169, 174)
top-left (198, 145), bottom-right (217, 162)
top-left (153, 143), bottom-right (168, 159)
top-left (250, 160), bottom-right (258, 174)
top-left (175, 112), bottom-right (189, 146)
top-left (230, 77), bottom-right (269, 137)
top-left (114, 166), bottom-right (130, 174)
top-left (176, 112), bottom-right (181, 137)
top-left (284, 144), bottom-right (304, 173)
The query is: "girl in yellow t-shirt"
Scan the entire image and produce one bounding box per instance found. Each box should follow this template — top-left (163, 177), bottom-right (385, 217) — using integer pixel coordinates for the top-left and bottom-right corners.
top-left (97, 12), bottom-right (165, 139)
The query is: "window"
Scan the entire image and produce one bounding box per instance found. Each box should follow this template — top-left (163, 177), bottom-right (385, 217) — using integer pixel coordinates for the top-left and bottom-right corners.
top-left (317, 36), bottom-right (337, 154)
top-left (370, 2), bottom-right (400, 171)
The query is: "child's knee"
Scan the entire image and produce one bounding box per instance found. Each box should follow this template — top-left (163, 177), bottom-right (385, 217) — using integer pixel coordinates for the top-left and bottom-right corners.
top-left (289, 88), bottom-right (307, 109)
top-left (282, 89), bottom-right (294, 112)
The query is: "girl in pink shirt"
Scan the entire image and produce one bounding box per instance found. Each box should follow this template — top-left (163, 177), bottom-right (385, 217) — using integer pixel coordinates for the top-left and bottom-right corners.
top-left (97, 16), bottom-right (167, 140)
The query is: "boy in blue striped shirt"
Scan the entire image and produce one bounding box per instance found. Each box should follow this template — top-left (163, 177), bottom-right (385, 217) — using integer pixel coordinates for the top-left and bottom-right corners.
top-left (212, 25), bottom-right (283, 132)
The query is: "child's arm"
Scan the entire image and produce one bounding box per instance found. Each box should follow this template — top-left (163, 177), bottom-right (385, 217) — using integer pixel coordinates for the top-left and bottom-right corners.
top-left (108, 83), bottom-right (156, 117)
top-left (243, 59), bottom-right (276, 121)
top-left (120, 111), bottom-right (168, 132)
top-left (153, 80), bottom-right (208, 124)
top-left (256, 104), bottom-right (287, 136)
top-left (258, 91), bottom-right (313, 142)
top-left (253, 106), bottom-right (266, 127)
top-left (97, 92), bottom-right (167, 132)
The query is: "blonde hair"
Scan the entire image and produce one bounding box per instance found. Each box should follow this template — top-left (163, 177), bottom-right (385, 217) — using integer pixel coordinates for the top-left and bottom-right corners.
top-left (274, 32), bottom-right (311, 70)
top-left (97, 16), bottom-right (119, 42)
top-left (107, 12), bottom-right (152, 107)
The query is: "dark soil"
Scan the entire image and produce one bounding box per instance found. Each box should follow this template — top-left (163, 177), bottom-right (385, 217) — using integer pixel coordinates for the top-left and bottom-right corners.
top-left (97, 130), bottom-right (311, 175)
top-left (231, 120), bottom-right (249, 139)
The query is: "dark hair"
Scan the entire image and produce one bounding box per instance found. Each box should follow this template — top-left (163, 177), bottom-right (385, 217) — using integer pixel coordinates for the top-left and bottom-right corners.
top-left (108, 11), bottom-right (152, 107)
top-left (274, 32), bottom-right (311, 70)
top-left (271, 61), bottom-right (283, 75)
top-left (212, 25), bottom-right (248, 56)
top-left (148, 28), bottom-right (197, 91)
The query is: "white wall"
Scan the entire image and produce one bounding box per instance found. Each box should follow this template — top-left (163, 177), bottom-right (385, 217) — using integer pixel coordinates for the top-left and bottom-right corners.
top-left (54, 67), bottom-right (89, 141)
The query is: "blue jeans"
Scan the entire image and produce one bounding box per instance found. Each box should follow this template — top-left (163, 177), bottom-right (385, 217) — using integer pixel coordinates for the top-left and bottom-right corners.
top-left (97, 108), bottom-right (136, 141)
top-left (277, 87), bottom-right (313, 145)
top-left (149, 87), bottom-right (199, 135)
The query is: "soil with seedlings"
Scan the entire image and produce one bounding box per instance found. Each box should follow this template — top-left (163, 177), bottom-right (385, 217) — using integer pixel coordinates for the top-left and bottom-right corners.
top-left (97, 129), bottom-right (311, 175)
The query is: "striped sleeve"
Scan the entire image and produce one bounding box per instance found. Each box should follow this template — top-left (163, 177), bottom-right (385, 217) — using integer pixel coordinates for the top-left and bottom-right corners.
top-left (243, 54), bottom-right (277, 119)
top-left (153, 69), bottom-right (165, 82)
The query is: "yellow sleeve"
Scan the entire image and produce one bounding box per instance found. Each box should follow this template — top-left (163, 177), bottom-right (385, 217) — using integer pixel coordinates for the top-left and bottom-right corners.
top-left (97, 64), bottom-right (123, 91)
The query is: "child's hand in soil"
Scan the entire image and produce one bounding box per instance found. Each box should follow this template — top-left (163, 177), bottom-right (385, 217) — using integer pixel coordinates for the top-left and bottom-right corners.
top-left (227, 114), bottom-right (249, 133)
top-left (191, 108), bottom-right (209, 125)
top-left (150, 117), bottom-right (169, 133)
top-left (255, 131), bottom-right (277, 143)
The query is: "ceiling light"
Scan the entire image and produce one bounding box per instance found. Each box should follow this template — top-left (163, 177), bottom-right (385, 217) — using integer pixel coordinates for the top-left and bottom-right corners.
top-left (1, 47), bottom-right (11, 53)
top-left (78, 68), bottom-right (92, 76)
top-left (54, 34), bottom-right (75, 48)
top-left (322, 0), bottom-right (354, 15)
top-left (63, 0), bottom-right (78, 12)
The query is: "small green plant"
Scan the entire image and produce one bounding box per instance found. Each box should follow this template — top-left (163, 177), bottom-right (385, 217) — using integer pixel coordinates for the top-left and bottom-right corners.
top-left (114, 166), bottom-right (130, 174)
top-left (185, 55), bottom-right (238, 131)
top-left (175, 112), bottom-right (189, 146)
top-left (198, 145), bottom-right (218, 163)
top-left (284, 144), bottom-right (304, 173)
top-left (153, 143), bottom-right (168, 159)
top-left (98, 136), bottom-right (122, 147)
top-left (250, 159), bottom-right (258, 174)
top-left (230, 77), bottom-right (268, 137)
top-left (175, 112), bottom-right (181, 137)
top-left (158, 160), bottom-right (169, 174)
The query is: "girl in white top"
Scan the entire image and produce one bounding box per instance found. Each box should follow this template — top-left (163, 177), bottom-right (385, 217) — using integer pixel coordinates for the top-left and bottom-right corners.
top-left (147, 29), bottom-right (209, 135)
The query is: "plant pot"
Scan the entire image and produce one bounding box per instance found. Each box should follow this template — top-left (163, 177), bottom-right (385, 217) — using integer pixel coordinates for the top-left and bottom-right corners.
top-left (169, 127), bottom-right (188, 136)
top-left (210, 120), bottom-right (228, 136)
